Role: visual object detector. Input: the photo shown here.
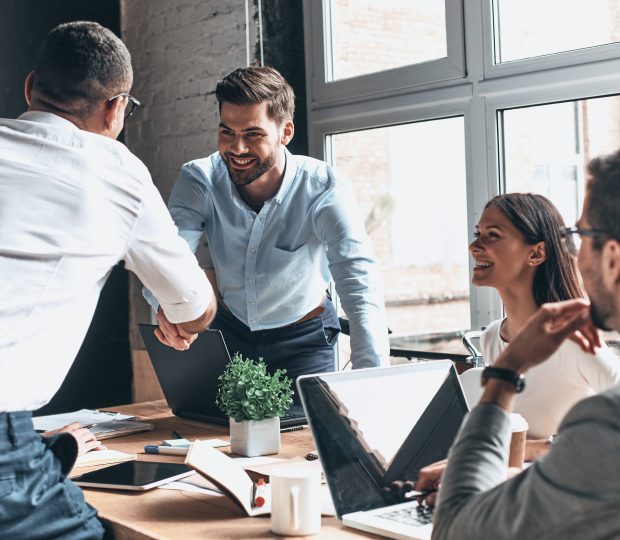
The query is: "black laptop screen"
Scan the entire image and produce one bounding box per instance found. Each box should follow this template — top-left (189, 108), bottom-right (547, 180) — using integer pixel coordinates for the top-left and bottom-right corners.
top-left (297, 361), bottom-right (468, 518)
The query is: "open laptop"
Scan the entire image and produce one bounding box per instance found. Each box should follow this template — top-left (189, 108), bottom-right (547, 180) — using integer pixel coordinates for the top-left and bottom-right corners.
top-left (297, 361), bottom-right (468, 540)
top-left (139, 324), bottom-right (306, 428)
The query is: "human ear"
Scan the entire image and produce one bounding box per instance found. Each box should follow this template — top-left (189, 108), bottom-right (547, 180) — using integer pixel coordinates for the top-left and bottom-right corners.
top-left (528, 241), bottom-right (546, 267)
top-left (280, 119), bottom-right (294, 146)
top-left (103, 96), bottom-right (125, 139)
top-left (602, 240), bottom-right (620, 288)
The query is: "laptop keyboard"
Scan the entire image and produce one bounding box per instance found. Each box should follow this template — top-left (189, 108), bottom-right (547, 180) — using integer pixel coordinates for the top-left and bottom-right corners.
top-left (376, 504), bottom-right (434, 526)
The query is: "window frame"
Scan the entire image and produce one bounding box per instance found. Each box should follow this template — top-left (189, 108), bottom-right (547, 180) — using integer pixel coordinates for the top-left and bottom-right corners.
top-left (483, 0), bottom-right (620, 79)
top-left (304, 0), bottom-right (466, 109)
top-left (303, 0), bottom-right (620, 359)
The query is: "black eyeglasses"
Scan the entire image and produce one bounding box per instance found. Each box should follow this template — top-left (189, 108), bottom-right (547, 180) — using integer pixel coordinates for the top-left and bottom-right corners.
top-left (560, 226), bottom-right (606, 239)
top-left (108, 92), bottom-right (141, 119)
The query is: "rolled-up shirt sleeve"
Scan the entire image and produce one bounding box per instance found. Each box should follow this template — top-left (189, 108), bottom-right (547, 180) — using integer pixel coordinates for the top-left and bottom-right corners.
top-left (313, 179), bottom-right (390, 368)
top-left (125, 180), bottom-right (213, 324)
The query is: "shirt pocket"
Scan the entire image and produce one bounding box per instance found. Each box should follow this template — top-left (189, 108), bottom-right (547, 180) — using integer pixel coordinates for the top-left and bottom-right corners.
top-left (0, 256), bottom-right (62, 347)
top-left (268, 245), bottom-right (309, 285)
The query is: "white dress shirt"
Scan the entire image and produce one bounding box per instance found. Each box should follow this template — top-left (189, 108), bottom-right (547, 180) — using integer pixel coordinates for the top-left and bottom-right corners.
top-left (0, 112), bottom-right (212, 412)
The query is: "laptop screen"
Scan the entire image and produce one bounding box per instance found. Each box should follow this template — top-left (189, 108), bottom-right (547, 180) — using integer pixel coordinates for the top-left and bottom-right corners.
top-left (297, 361), bottom-right (468, 518)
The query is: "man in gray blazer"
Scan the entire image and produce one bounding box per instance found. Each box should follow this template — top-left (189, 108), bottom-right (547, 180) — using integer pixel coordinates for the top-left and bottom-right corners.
top-left (428, 150), bottom-right (620, 539)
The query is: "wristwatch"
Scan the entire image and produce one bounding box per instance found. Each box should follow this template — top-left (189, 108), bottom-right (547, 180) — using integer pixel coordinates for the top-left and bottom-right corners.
top-left (481, 365), bottom-right (526, 393)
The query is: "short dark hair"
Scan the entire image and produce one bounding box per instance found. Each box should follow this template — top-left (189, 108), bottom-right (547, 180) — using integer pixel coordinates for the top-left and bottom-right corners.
top-left (215, 67), bottom-right (295, 124)
top-left (586, 150), bottom-right (620, 248)
top-left (485, 193), bottom-right (583, 305)
top-left (32, 21), bottom-right (132, 117)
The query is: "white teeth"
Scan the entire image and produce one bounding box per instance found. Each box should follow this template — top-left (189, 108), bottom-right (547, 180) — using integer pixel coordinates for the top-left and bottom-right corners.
top-left (231, 157), bottom-right (253, 165)
top-left (474, 259), bottom-right (492, 268)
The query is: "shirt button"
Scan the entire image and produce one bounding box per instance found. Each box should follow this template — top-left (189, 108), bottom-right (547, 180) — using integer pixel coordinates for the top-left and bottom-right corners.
top-left (248, 278), bottom-right (254, 283)
top-left (251, 319), bottom-right (256, 323)
top-left (250, 248), bottom-right (256, 253)
top-left (250, 301), bottom-right (255, 305)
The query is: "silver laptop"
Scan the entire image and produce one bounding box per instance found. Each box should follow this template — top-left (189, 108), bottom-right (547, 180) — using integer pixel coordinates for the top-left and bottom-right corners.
top-left (297, 361), bottom-right (468, 540)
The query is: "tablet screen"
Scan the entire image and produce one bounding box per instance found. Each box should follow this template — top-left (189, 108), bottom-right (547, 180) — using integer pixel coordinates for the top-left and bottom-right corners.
top-left (73, 461), bottom-right (193, 490)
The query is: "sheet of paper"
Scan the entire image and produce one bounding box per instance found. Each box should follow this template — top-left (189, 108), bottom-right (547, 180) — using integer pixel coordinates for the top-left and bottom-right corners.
top-left (162, 438), bottom-right (229, 449)
top-left (32, 409), bottom-right (135, 431)
top-left (159, 481), bottom-right (224, 497)
top-left (231, 456), bottom-right (285, 468)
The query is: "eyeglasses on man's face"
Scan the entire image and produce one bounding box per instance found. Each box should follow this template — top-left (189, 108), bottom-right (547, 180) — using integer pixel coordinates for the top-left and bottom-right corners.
top-left (108, 92), bottom-right (141, 119)
top-left (560, 226), bottom-right (606, 239)
top-left (560, 226), bottom-right (607, 250)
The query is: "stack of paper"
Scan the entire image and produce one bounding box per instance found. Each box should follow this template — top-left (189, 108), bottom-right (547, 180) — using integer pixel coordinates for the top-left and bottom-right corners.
top-left (33, 409), bottom-right (136, 431)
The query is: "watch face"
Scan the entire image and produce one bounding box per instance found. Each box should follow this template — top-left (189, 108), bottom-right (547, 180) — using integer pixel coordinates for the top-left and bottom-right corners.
top-left (515, 374), bottom-right (526, 393)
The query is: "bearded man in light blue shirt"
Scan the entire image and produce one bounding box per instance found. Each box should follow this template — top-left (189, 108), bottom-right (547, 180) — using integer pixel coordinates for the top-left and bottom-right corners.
top-left (152, 67), bottom-right (389, 387)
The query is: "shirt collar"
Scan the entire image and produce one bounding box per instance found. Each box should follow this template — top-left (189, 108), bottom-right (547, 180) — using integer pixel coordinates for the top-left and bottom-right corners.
top-left (18, 111), bottom-right (79, 130)
top-left (273, 148), bottom-right (297, 205)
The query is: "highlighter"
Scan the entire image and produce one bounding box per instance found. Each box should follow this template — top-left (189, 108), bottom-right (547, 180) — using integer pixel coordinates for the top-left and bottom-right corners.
top-left (253, 478), bottom-right (268, 507)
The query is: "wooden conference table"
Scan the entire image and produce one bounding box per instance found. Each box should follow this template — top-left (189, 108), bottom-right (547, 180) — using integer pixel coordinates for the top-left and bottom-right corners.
top-left (73, 400), bottom-right (378, 540)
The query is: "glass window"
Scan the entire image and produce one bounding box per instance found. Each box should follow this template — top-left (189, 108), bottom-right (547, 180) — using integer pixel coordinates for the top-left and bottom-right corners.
top-left (329, 117), bottom-right (470, 356)
top-left (494, 0), bottom-right (620, 63)
top-left (326, 0), bottom-right (447, 81)
top-left (501, 95), bottom-right (620, 226)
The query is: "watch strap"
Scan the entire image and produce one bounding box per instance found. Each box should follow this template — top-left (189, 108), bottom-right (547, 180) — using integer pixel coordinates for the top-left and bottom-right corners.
top-left (481, 365), bottom-right (526, 393)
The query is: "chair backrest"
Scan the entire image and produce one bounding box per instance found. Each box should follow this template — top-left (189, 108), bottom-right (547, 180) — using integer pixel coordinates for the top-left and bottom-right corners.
top-left (459, 367), bottom-right (484, 408)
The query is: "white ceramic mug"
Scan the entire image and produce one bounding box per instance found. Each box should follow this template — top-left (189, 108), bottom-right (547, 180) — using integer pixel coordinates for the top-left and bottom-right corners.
top-left (270, 467), bottom-right (321, 536)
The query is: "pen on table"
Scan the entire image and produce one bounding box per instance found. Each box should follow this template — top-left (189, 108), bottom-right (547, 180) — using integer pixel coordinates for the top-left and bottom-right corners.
top-left (144, 444), bottom-right (188, 456)
top-left (403, 488), bottom-right (438, 500)
top-left (172, 430), bottom-right (184, 440)
top-left (280, 425), bottom-right (306, 433)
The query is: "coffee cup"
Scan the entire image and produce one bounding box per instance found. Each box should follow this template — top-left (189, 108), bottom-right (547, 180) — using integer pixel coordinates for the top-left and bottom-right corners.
top-left (508, 413), bottom-right (529, 468)
top-left (270, 467), bottom-right (321, 536)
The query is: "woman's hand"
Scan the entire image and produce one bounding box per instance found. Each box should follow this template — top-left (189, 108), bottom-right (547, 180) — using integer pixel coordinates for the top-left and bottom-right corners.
top-left (41, 422), bottom-right (106, 456)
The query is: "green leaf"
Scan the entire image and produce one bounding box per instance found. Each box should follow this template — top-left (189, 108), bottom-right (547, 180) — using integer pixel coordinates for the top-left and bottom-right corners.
top-left (215, 351), bottom-right (294, 421)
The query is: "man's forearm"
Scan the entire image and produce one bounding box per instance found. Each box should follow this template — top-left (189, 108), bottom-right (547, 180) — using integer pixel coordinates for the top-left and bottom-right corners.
top-left (433, 403), bottom-right (512, 539)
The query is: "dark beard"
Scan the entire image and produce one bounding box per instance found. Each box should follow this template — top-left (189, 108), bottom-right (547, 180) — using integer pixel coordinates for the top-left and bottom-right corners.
top-left (225, 154), bottom-right (276, 186)
top-left (590, 301), bottom-right (611, 331)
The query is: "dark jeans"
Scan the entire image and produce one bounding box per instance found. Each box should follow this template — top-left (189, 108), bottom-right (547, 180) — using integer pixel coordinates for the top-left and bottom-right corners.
top-left (0, 412), bottom-right (104, 540)
top-left (212, 297), bottom-right (341, 404)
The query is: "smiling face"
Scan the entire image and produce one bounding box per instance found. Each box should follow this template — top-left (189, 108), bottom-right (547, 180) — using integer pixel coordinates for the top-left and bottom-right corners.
top-left (218, 101), bottom-right (290, 187)
top-left (469, 204), bottom-right (543, 291)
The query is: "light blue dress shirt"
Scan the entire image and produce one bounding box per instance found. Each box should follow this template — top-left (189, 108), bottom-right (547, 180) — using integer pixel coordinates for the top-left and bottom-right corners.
top-left (159, 149), bottom-right (389, 368)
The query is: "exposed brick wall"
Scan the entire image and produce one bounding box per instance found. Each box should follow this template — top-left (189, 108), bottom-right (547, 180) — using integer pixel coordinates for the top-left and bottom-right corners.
top-left (121, 0), bottom-right (258, 202)
top-left (120, 0), bottom-right (260, 352)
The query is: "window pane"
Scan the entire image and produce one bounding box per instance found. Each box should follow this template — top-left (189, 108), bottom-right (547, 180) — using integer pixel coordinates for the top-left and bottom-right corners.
top-left (329, 117), bottom-right (470, 355)
top-left (327, 0), bottom-right (447, 81)
top-left (494, 0), bottom-right (620, 63)
top-left (502, 95), bottom-right (620, 226)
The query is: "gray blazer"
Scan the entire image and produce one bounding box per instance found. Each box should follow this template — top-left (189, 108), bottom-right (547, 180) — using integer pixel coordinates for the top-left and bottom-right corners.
top-left (433, 385), bottom-right (620, 539)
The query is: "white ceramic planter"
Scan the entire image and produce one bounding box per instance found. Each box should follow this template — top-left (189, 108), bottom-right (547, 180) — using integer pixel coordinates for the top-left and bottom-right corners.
top-left (229, 416), bottom-right (281, 457)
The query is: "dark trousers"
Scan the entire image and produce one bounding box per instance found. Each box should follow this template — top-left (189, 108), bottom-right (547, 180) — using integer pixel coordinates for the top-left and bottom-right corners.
top-left (0, 412), bottom-right (104, 540)
top-left (212, 297), bottom-right (341, 404)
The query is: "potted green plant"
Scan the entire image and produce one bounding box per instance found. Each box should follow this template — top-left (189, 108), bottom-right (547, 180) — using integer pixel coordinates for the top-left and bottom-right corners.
top-left (216, 353), bottom-right (294, 457)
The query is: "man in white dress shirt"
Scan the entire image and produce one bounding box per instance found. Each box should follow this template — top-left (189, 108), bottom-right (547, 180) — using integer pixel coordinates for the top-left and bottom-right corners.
top-left (0, 21), bottom-right (215, 538)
